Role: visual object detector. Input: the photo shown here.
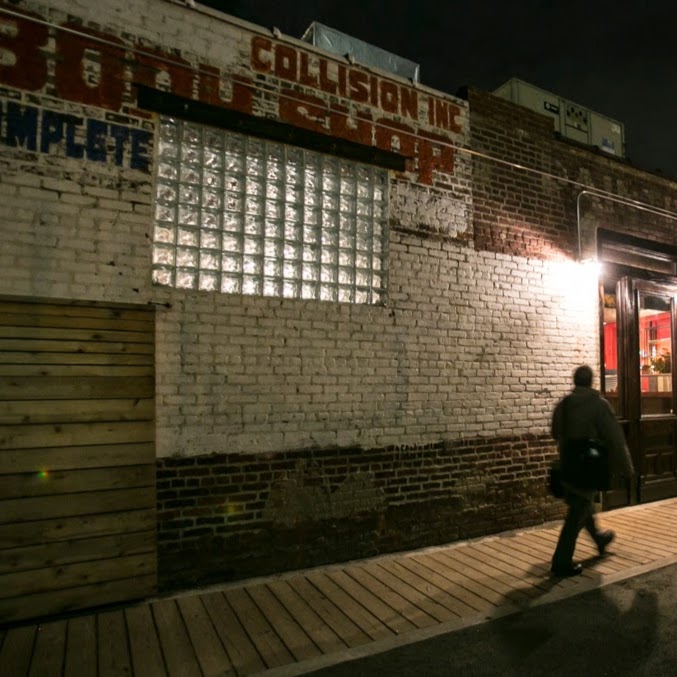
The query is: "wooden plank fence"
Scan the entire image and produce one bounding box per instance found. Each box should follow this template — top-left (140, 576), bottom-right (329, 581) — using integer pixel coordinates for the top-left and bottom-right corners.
top-left (0, 299), bottom-right (157, 623)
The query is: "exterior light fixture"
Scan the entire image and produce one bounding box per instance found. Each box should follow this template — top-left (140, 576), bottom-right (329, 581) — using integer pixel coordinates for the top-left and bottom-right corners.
top-left (581, 258), bottom-right (602, 278)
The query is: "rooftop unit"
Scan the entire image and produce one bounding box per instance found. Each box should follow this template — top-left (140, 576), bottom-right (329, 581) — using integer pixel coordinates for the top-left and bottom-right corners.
top-left (494, 78), bottom-right (625, 158)
top-left (301, 22), bottom-right (420, 83)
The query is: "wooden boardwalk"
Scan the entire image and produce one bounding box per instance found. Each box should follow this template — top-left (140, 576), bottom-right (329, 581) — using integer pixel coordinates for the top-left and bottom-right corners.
top-left (2, 498), bottom-right (677, 677)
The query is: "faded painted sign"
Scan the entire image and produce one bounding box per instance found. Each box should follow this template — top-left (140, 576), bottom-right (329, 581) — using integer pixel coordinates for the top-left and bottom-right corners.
top-left (0, 98), bottom-right (152, 171)
top-left (0, 5), bottom-right (466, 184)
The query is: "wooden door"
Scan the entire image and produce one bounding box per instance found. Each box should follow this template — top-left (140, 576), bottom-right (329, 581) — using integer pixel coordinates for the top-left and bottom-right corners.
top-left (617, 279), bottom-right (677, 504)
top-left (0, 298), bottom-right (157, 623)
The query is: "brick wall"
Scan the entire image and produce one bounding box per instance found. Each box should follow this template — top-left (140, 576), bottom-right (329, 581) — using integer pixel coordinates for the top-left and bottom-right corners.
top-left (4, 0), bottom-right (667, 592)
top-left (152, 231), bottom-right (596, 586)
top-left (157, 434), bottom-right (563, 588)
top-left (154, 240), bottom-right (599, 458)
top-left (466, 87), bottom-right (677, 261)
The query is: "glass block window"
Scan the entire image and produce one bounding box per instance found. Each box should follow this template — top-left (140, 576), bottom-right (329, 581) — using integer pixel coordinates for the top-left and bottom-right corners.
top-left (152, 118), bottom-right (389, 304)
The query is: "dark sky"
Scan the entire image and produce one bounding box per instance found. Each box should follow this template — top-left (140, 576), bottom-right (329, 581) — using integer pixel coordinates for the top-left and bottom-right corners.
top-left (198, 0), bottom-right (677, 179)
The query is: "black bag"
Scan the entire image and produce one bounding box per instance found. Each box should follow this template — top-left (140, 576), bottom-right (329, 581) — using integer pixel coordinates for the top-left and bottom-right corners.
top-left (561, 438), bottom-right (609, 491)
top-left (548, 460), bottom-right (565, 498)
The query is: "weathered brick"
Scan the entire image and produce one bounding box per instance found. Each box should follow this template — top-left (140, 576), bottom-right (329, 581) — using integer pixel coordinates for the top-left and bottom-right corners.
top-left (3, 0), bottom-right (672, 593)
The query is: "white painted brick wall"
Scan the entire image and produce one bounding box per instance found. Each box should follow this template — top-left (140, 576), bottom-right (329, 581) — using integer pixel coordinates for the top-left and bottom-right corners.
top-left (153, 239), bottom-right (599, 457)
top-left (1, 0), bottom-right (601, 461)
top-left (0, 130), bottom-right (154, 303)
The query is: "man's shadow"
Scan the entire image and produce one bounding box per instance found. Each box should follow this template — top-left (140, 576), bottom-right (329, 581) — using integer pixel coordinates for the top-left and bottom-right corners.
top-left (493, 558), bottom-right (659, 675)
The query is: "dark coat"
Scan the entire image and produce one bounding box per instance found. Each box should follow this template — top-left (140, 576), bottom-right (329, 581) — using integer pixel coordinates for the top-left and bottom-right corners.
top-left (551, 386), bottom-right (634, 484)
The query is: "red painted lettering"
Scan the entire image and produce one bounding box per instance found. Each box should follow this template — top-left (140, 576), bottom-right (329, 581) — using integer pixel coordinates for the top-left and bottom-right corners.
top-left (319, 59), bottom-right (337, 95)
top-left (369, 76), bottom-right (378, 106)
top-left (54, 23), bottom-right (125, 111)
top-left (435, 99), bottom-right (448, 130)
top-left (417, 131), bottom-right (455, 184)
top-left (251, 36), bottom-right (272, 72)
top-left (198, 66), bottom-right (253, 114)
top-left (446, 102), bottom-right (463, 133)
top-left (337, 64), bottom-right (347, 97)
top-left (279, 89), bottom-right (327, 133)
top-left (329, 105), bottom-right (373, 145)
top-left (429, 97), bottom-right (462, 133)
top-left (348, 70), bottom-right (369, 102)
top-left (274, 44), bottom-right (297, 80)
top-left (380, 81), bottom-right (399, 114)
top-left (0, 10), bottom-right (48, 91)
top-left (133, 47), bottom-right (193, 99)
top-left (400, 87), bottom-right (418, 120)
top-left (299, 53), bottom-right (318, 87)
top-left (374, 119), bottom-right (416, 158)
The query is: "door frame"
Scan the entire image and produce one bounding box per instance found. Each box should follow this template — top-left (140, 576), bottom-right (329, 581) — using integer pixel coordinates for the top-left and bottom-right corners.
top-left (613, 277), bottom-right (677, 505)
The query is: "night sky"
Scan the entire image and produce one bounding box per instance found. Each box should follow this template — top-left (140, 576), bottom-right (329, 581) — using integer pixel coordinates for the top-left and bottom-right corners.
top-left (197, 0), bottom-right (677, 181)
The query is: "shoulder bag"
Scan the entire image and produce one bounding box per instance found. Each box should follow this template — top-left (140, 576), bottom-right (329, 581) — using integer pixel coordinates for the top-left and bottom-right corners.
top-left (560, 396), bottom-right (610, 491)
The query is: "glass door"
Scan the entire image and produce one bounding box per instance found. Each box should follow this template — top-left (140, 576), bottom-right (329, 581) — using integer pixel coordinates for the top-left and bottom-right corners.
top-left (615, 278), bottom-right (677, 504)
top-left (638, 292), bottom-right (673, 416)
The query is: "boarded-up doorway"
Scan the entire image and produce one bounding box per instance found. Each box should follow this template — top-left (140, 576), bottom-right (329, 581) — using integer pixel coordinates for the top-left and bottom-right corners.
top-left (0, 298), bottom-right (156, 623)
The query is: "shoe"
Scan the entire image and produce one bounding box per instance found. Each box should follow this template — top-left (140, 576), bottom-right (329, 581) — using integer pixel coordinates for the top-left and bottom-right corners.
top-left (551, 563), bottom-right (583, 578)
top-left (596, 530), bottom-right (615, 556)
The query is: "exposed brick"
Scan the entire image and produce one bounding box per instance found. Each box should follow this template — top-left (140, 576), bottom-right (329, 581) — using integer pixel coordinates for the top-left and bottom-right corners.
top-left (3, 0), bottom-right (667, 595)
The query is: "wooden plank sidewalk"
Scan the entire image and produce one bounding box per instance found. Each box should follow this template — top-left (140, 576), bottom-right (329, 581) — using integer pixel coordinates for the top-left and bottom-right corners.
top-left (2, 498), bottom-right (677, 677)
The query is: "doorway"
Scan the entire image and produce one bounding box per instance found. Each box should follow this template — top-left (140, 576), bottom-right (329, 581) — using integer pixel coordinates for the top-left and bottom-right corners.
top-left (600, 232), bottom-right (677, 508)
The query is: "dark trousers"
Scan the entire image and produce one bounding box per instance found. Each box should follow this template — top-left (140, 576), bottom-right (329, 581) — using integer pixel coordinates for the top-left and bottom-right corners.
top-left (551, 488), bottom-right (601, 570)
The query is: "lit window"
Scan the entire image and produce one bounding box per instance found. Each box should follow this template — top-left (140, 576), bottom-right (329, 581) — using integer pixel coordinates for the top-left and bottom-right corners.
top-left (152, 118), bottom-right (389, 304)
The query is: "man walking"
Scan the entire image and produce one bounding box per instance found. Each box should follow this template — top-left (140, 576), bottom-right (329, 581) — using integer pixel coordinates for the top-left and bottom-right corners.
top-left (550, 365), bottom-right (634, 577)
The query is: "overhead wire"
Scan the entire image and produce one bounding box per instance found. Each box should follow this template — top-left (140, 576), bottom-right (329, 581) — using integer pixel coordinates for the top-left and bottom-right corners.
top-left (2, 3), bottom-right (677, 228)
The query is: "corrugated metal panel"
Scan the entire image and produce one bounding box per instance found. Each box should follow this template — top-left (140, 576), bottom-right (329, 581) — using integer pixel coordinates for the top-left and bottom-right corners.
top-left (301, 22), bottom-right (420, 82)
